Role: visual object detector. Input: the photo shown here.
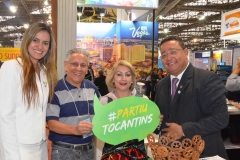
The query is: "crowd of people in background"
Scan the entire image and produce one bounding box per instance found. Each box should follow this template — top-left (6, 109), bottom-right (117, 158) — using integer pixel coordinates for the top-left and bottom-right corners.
top-left (0, 22), bottom-right (238, 160)
top-left (136, 68), bottom-right (167, 101)
top-left (86, 65), bottom-right (168, 101)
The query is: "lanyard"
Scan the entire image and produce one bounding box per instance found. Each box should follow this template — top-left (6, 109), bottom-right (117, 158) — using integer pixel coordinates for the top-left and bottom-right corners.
top-left (62, 78), bottom-right (90, 116)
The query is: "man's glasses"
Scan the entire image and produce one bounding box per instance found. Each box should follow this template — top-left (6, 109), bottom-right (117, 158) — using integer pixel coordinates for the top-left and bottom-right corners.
top-left (160, 48), bottom-right (183, 59)
top-left (67, 61), bottom-right (87, 69)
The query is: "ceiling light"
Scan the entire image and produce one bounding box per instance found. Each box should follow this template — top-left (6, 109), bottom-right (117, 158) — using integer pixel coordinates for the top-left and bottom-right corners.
top-left (197, 12), bottom-right (205, 20)
top-left (163, 28), bottom-right (168, 33)
top-left (193, 38), bottom-right (198, 43)
top-left (44, 1), bottom-right (48, 5)
top-left (100, 13), bottom-right (105, 17)
top-left (47, 19), bottom-right (52, 25)
top-left (77, 12), bottom-right (82, 16)
top-left (24, 24), bottom-right (29, 29)
top-left (48, 14), bottom-right (51, 19)
top-left (9, 6), bottom-right (17, 13)
top-left (159, 15), bottom-right (163, 19)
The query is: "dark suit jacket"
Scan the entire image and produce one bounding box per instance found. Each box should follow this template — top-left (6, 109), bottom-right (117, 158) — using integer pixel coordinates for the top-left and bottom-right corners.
top-left (85, 69), bottom-right (94, 81)
top-left (94, 75), bottom-right (109, 96)
top-left (155, 63), bottom-right (229, 159)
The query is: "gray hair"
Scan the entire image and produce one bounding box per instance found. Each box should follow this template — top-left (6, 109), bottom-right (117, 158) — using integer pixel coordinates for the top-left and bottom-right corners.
top-left (65, 48), bottom-right (90, 64)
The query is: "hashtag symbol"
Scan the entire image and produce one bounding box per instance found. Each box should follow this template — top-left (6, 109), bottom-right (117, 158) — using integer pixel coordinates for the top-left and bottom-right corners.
top-left (108, 112), bottom-right (116, 122)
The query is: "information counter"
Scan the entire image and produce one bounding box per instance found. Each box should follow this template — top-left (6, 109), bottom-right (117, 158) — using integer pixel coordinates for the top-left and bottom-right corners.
top-left (224, 105), bottom-right (240, 160)
top-left (228, 104), bottom-right (240, 115)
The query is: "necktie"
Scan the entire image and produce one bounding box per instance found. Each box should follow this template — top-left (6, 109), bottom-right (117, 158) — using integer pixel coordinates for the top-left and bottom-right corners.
top-left (172, 78), bottom-right (179, 100)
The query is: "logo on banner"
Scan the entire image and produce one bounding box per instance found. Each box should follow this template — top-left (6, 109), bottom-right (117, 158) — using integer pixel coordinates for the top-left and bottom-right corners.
top-left (130, 26), bottom-right (150, 38)
top-left (104, 37), bottom-right (113, 46)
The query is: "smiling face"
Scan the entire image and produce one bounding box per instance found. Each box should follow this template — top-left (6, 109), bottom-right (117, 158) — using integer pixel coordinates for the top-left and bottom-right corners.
top-left (113, 65), bottom-right (133, 93)
top-left (27, 30), bottom-right (50, 65)
top-left (160, 40), bottom-right (189, 76)
top-left (64, 53), bottom-right (88, 88)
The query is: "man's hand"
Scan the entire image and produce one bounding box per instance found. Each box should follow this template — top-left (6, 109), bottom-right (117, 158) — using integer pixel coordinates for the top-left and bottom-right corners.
top-left (162, 122), bottom-right (184, 140)
top-left (75, 121), bottom-right (93, 135)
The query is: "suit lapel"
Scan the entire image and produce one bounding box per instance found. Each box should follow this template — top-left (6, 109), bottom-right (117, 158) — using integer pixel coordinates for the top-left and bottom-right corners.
top-left (171, 64), bottom-right (193, 105)
top-left (163, 76), bottom-right (172, 106)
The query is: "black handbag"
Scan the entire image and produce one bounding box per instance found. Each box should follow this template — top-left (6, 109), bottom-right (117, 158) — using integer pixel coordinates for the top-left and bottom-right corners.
top-left (100, 140), bottom-right (149, 160)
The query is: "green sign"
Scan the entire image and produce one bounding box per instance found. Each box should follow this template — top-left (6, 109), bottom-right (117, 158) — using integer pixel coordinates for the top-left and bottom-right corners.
top-left (92, 94), bottom-right (160, 145)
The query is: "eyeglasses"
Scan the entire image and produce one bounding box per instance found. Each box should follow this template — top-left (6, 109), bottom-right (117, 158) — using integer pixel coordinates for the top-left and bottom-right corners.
top-left (67, 61), bottom-right (87, 69)
top-left (160, 48), bottom-right (183, 59)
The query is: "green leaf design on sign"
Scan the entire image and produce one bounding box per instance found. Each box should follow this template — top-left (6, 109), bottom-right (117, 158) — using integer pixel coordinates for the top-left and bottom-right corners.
top-left (93, 94), bottom-right (160, 145)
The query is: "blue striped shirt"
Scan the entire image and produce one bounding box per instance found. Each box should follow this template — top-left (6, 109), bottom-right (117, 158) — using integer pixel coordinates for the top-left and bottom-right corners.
top-left (46, 75), bottom-right (100, 144)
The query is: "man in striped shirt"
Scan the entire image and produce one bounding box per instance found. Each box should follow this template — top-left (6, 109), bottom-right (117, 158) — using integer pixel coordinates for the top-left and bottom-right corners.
top-left (47, 48), bottom-right (100, 160)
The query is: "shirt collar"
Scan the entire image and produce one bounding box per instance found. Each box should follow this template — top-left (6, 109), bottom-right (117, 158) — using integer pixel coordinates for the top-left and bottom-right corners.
top-left (64, 74), bottom-right (84, 89)
top-left (170, 62), bottom-right (189, 82)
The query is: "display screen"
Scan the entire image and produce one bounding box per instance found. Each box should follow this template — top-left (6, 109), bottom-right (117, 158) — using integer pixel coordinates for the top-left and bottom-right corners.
top-left (77, 0), bottom-right (159, 9)
top-left (220, 62), bottom-right (226, 65)
top-left (202, 58), bottom-right (208, 64)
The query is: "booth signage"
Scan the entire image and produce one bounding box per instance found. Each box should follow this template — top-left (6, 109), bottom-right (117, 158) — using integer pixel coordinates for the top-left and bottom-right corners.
top-left (221, 8), bottom-right (240, 37)
top-left (202, 51), bottom-right (211, 57)
top-left (0, 48), bottom-right (20, 62)
top-left (77, 0), bottom-right (159, 9)
top-left (119, 21), bottom-right (158, 40)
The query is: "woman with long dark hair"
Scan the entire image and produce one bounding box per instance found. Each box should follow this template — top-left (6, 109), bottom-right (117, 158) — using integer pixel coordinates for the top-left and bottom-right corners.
top-left (0, 22), bottom-right (58, 160)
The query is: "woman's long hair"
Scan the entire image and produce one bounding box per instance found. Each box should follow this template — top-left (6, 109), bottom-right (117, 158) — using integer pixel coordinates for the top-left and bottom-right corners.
top-left (20, 22), bottom-right (58, 108)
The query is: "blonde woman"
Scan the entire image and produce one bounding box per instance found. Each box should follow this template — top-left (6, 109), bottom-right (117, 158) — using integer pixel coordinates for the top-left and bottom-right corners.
top-left (0, 22), bottom-right (58, 160)
top-left (100, 60), bottom-right (148, 155)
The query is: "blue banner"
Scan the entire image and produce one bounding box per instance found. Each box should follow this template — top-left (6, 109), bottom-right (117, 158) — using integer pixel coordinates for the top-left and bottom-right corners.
top-left (118, 21), bottom-right (158, 40)
top-left (77, 21), bottom-right (158, 40)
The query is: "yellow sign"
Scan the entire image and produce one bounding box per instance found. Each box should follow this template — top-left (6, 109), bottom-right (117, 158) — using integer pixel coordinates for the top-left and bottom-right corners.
top-left (221, 8), bottom-right (240, 37)
top-left (212, 53), bottom-right (221, 59)
top-left (0, 48), bottom-right (20, 62)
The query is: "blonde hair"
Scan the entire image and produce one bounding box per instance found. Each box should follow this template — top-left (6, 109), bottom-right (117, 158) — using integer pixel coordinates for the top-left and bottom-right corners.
top-left (106, 60), bottom-right (136, 90)
top-left (20, 22), bottom-right (58, 108)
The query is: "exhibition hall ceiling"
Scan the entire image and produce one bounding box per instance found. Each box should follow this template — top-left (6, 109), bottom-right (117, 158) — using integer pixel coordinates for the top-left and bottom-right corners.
top-left (0, 0), bottom-right (51, 47)
top-left (154, 0), bottom-right (240, 51)
top-left (0, 0), bottom-right (240, 51)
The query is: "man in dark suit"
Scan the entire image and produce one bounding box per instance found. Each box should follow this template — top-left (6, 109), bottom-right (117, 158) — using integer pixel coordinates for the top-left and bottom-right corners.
top-left (85, 63), bottom-right (94, 82)
top-left (155, 36), bottom-right (229, 159)
top-left (94, 70), bottom-right (109, 96)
